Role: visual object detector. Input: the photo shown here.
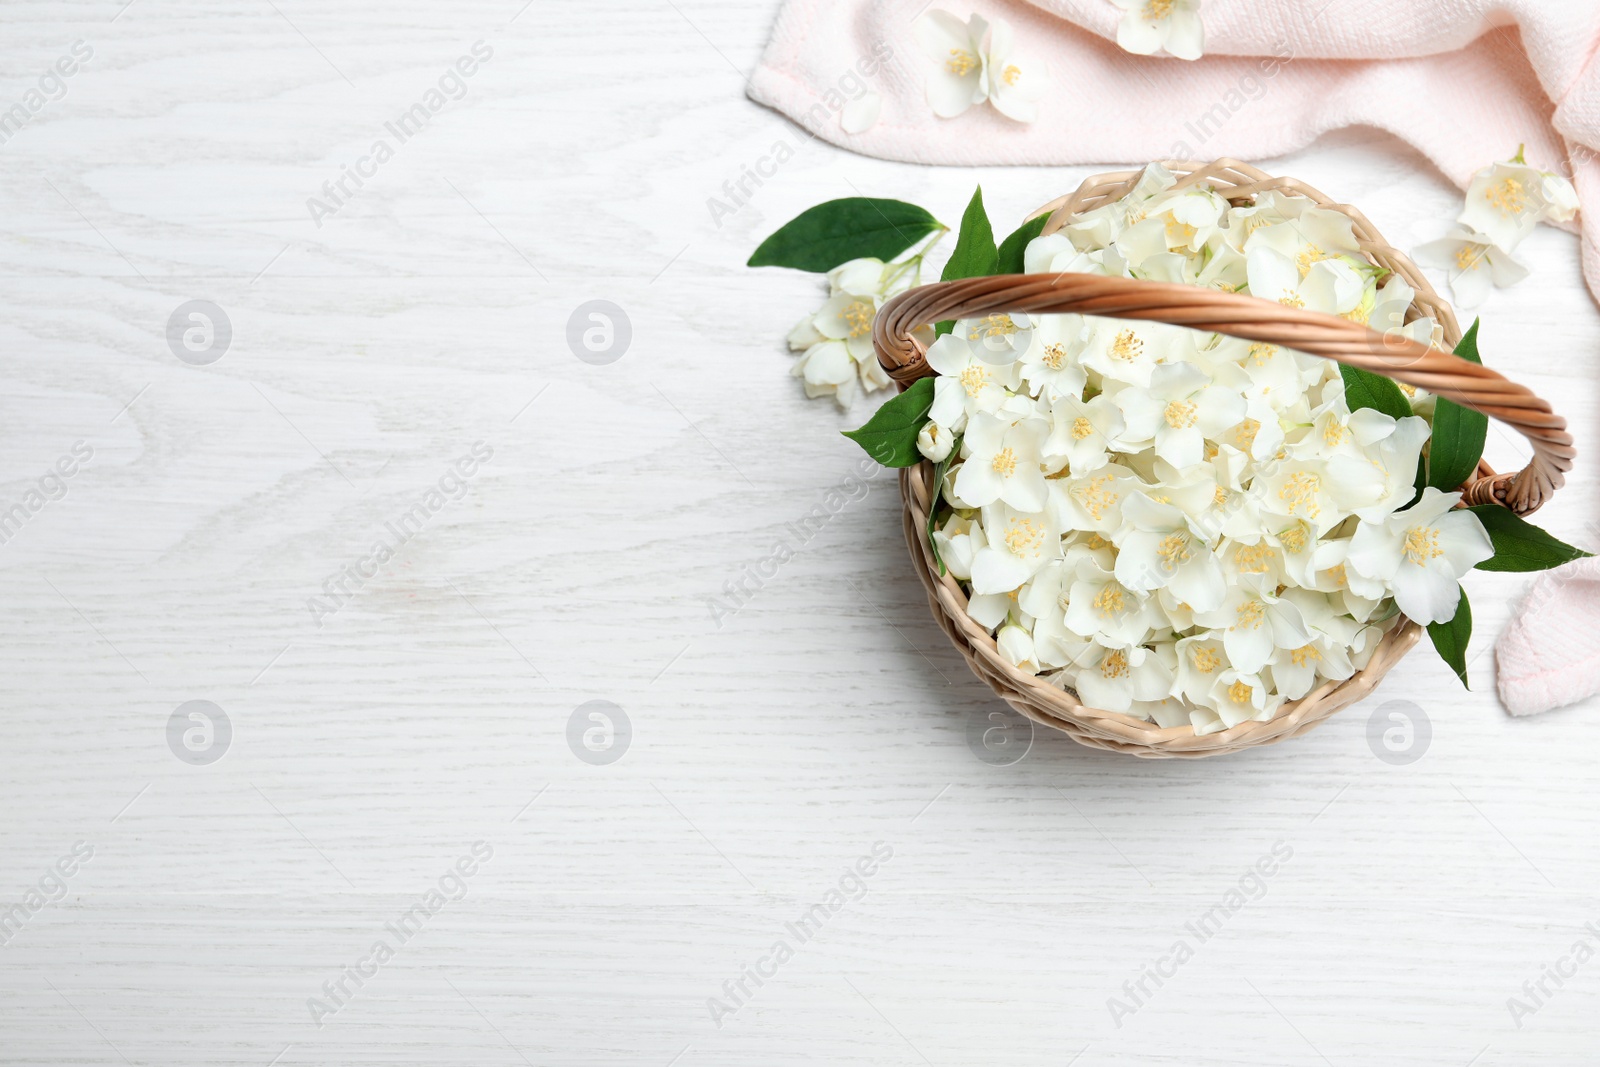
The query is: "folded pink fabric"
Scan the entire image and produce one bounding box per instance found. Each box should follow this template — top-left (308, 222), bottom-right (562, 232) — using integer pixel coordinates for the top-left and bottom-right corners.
top-left (751, 0), bottom-right (1600, 715)
top-left (749, 0), bottom-right (1600, 301)
top-left (1496, 558), bottom-right (1600, 716)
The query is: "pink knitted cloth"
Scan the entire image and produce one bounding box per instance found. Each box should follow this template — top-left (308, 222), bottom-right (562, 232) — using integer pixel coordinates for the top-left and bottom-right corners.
top-left (750, 0), bottom-right (1600, 715)
top-left (748, 0), bottom-right (1600, 301)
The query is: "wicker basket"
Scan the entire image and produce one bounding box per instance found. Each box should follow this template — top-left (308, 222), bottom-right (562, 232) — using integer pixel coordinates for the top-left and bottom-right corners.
top-left (872, 159), bottom-right (1574, 758)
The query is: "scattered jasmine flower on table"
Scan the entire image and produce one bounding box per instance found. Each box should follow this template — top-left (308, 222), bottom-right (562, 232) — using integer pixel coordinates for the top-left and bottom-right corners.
top-left (840, 91), bottom-right (881, 133)
top-left (1412, 225), bottom-right (1529, 309)
top-left (914, 11), bottom-right (1043, 122)
top-left (1414, 146), bottom-right (1579, 308)
top-left (1110, 0), bottom-right (1204, 61)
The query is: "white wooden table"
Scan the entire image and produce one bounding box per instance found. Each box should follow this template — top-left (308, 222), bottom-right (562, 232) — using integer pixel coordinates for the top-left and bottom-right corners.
top-left (2, 3), bottom-right (1598, 1064)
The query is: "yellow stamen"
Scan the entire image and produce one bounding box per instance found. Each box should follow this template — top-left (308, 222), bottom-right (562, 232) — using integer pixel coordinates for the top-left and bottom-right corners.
top-left (1295, 246), bottom-right (1327, 278)
top-left (1157, 533), bottom-right (1191, 571)
top-left (1073, 475), bottom-right (1119, 522)
top-left (1093, 585), bottom-right (1126, 618)
top-left (1233, 542), bottom-right (1277, 574)
top-left (1278, 472), bottom-right (1322, 518)
top-left (1192, 646), bottom-right (1220, 673)
top-left (1227, 680), bottom-right (1254, 705)
top-left (1290, 644), bottom-right (1321, 668)
top-left (946, 49), bottom-right (978, 77)
top-left (958, 364), bottom-right (988, 398)
top-left (1110, 329), bottom-right (1144, 363)
top-left (1101, 649), bottom-right (1130, 678)
top-left (1233, 599), bottom-right (1265, 631)
top-left (1486, 177), bottom-right (1529, 216)
top-left (1454, 244), bottom-right (1487, 272)
top-left (991, 447), bottom-right (1017, 478)
top-left (1163, 399), bottom-right (1198, 429)
top-left (1402, 525), bottom-right (1443, 566)
top-left (967, 313), bottom-right (1019, 341)
top-left (1004, 517), bottom-right (1044, 555)
top-left (1041, 343), bottom-right (1067, 370)
top-left (842, 301), bottom-right (873, 339)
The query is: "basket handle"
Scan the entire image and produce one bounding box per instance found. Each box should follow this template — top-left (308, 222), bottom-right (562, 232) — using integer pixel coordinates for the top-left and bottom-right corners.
top-left (872, 273), bottom-right (1573, 515)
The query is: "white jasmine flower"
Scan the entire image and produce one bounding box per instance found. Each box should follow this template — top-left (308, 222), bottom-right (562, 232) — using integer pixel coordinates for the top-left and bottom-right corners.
top-left (1345, 487), bottom-right (1493, 625)
top-left (840, 91), bottom-right (882, 134)
top-left (1246, 247), bottom-right (1364, 316)
top-left (917, 421), bottom-right (956, 463)
top-left (1271, 589), bottom-right (1359, 699)
top-left (1018, 314), bottom-right (1088, 397)
top-left (786, 257), bottom-right (909, 408)
top-left (1242, 214), bottom-right (1363, 279)
top-left (1414, 225), bottom-right (1529, 308)
top-left (1538, 170), bottom-right (1580, 223)
top-left (983, 17), bottom-right (1044, 123)
top-left (792, 342), bottom-right (861, 410)
top-left (1327, 414), bottom-right (1430, 522)
top-left (1052, 463), bottom-right (1142, 534)
top-left (1070, 640), bottom-right (1176, 713)
top-left (1251, 452), bottom-right (1348, 537)
top-left (997, 622), bottom-right (1040, 672)
top-left (915, 11), bottom-right (990, 118)
top-left (1063, 557), bottom-right (1160, 648)
top-left (926, 332), bottom-right (1022, 426)
top-left (961, 311), bottom-right (1034, 366)
top-left (1174, 633), bottom-right (1229, 706)
top-left (1114, 361), bottom-right (1245, 469)
top-left (1110, 0), bottom-right (1204, 61)
top-left (1367, 274), bottom-right (1438, 348)
top-left (1113, 492), bottom-right (1226, 612)
top-left (1192, 584), bottom-right (1311, 675)
top-left (970, 500), bottom-right (1062, 594)
top-left (1079, 318), bottom-right (1183, 388)
top-left (1209, 668), bottom-right (1281, 726)
top-left (933, 513), bottom-right (981, 580)
top-left (1044, 391), bottom-right (1125, 474)
top-left (1060, 163), bottom-right (1178, 249)
top-left (1458, 158), bottom-right (1569, 251)
top-left (955, 413), bottom-right (1050, 511)
top-left (915, 11), bottom-right (1041, 122)
top-left (1116, 189), bottom-right (1227, 265)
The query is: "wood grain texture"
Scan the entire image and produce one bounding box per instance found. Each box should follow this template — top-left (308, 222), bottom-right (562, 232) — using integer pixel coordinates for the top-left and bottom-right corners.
top-left (0, 2), bottom-right (1597, 1064)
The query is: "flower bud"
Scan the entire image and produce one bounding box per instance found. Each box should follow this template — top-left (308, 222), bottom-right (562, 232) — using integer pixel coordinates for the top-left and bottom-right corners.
top-left (916, 421), bottom-right (955, 462)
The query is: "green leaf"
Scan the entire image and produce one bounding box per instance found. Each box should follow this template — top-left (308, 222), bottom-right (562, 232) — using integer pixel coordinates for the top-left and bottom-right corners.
top-left (1340, 363), bottom-right (1413, 422)
top-left (841, 377), bottom-right (935, 467)
top-left (996, 214), bottom-right (1049, 274)
top-left (929, 188), bottom-right (1000, 341)
top-left (939, 186), bottom-right (999, 283)
top-left (1427, 587), bottom-right (1472, 689)
top-left (748, 198), bottom-right (943, 272)
top-left (1468, 505), bottom-right (1594, 571)
top-left (1426, 319), bottom-right (1489, 492)
top-left (926, 432), bottom-right (964, 576)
